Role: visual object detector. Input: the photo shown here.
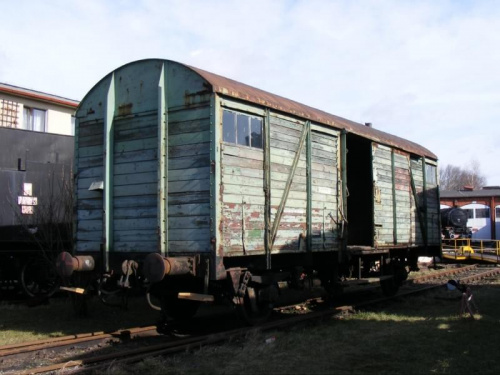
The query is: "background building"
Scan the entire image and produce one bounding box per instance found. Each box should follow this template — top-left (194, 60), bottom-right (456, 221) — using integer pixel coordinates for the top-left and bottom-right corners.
top-left (0, 82), bottom-right (78, 135)
top-left (440, 187), bottom-right (500, 240)
top-left (0, 83), bottom-right (78, 296)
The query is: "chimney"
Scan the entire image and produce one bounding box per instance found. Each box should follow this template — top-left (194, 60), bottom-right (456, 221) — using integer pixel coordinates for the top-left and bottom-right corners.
top-left (365, 122), bottom-right (372, 128)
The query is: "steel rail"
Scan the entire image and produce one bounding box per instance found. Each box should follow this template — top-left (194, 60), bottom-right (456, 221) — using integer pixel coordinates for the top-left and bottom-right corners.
top-left (14, 265), bottom-right (500, 374)
top-left (0, 326), bottom-right (156, 358)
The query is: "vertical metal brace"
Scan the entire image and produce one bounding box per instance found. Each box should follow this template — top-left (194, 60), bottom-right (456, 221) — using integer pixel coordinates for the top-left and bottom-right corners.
top-left (339, 130), bottom-right (348, 250)
top-left (306, 123), bottom-right (313, 252)
top-left (409, 159), bottom-right (427, 247)
top-left (209, 95), bottom-right (221, 278)
top-left (264, 109), bottom-right (272, 269)
top-left (72, 113), bottom-right (80, 254)
top-left (391, 150), bottom-right (398, 245)
top-left (270, 120), bottom-right (310, 252)
top-left (158, 62), bottom-right (168, 256)
top-left (103, 73), bottom-right (116, 273)
top-left (422, 157), bottom-right (429, 246)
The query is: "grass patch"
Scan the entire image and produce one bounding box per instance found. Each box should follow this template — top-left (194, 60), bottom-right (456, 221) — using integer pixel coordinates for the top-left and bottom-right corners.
top-left (108, 280), bottom-right (500, 375)
top-left (2, 279), bottom-right (500, 374)
top-left (0, 294), bottom-right (158, 345)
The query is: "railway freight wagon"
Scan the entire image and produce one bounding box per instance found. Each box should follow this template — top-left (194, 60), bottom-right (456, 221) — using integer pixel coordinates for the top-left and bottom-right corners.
top-left (0, 127), bottom-right (74, 297)
top-left (57, 59), bottom-right (441, 323)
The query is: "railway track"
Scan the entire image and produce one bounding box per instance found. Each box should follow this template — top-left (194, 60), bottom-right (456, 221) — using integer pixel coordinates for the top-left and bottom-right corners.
top-left (2, 264), bottom-right (499, 374)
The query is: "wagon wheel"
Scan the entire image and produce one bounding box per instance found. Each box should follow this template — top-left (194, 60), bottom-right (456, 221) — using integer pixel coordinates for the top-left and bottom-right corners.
top-left (161, 293), bottom-right (201, 321)
top-left (380, 263), bottom-right (407, 297)
top-left (20, 257), bottom-right (59, 298)
top-left (152, 277), bottom-right (202, 322)
top-left (380, 276), bottom-right (399, 297)
top-left (236, 282), bottom-right (276, 326)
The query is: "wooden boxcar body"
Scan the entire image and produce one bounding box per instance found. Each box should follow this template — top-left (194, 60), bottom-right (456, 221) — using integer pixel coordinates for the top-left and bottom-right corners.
top-left (62, 59), bottom-right (441, 321)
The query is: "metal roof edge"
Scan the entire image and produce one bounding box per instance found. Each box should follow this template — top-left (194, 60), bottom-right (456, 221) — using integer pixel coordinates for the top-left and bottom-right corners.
top-left (0, 82), bottom-right (79, 108)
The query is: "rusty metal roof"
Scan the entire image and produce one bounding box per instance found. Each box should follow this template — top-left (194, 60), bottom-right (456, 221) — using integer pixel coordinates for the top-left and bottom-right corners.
top-left (189, 65), bottom-right (437, 160)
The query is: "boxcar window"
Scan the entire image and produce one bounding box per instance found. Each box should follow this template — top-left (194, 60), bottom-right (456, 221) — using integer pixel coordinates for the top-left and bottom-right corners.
top-left (251, 117), bottom-right (263, 148)
top-left (237, 114), bottom-right (250, 146)
top-left (223, 109), bottom-right (262, 149)
top-left (223, 110), bottom-right (236, 143)
top-left (425, 164), bottom-right (437, 185)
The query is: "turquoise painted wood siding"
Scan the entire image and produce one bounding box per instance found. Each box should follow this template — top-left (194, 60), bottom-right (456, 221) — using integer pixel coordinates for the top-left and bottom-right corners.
top-left (410, 157), bottom-right (440, 247)
top-left (113, 114), bottom-right (158, 252)
top-left (373, 144), bottom-right (395, 245)
top-left (220, 106), bottom-right (339, 256)
top-left (74, 60), bottom-right (212, 254)
top-left (167, 104), bottom-right (211, 253)
top-left (76, 120), bottom-right (104, 252)
top-left (372, 144), bottom-right (414, 246)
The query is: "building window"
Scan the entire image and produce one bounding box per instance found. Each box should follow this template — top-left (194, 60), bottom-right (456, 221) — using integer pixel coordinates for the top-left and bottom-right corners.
top-left (71, 116), bottom-right (76, 136)
top-left (425, 164), bottom-right (437, 186)
top-left (475, 208), bottom-right (490, 219)
top-left (222, 110), bottom-right (262, 149)
top-left (0, 99), bottom-right (19, 128)
top-left (23, 107), bottom-right (46, 132)
top-left (496, 207), bottom-right (500, 219)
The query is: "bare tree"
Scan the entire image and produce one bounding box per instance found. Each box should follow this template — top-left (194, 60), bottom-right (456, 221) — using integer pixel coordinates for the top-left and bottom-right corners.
top-left (439, 159), bottom-right (487, 191)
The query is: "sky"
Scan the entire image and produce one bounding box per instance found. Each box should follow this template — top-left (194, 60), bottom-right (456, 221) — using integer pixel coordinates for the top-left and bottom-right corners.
top-left (1, 0), bottom-right (499, 185)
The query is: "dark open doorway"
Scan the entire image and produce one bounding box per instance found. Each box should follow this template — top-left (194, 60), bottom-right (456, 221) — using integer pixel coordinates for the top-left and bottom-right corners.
top-left (346, 134), bottom-right (374, 246)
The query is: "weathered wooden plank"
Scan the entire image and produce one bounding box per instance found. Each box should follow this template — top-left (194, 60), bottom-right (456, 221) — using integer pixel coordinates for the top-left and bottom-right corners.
top-left (169, 155), bottom-right (210, 170)
top-left (114, 171), bottom-right (157, 186)
top-left (77, 209), bottom-right (102, 221)
top-left (79, 122), bottom-right (104, 138)
top-left (169, 130), bottom-right (210, 146)
top-left (222, 174), bottom-right (265, 188)
top-left (76, 241), bottom-right (101, 252)
top-left (114, 229), bottom-right (157, 241)
top-left (79, 166), bottom-right (103, 178)
top-left (222, 144), bottom-right (264, 161)
top-left (114, 218), bottom-right (157, 230)
top-left (168, 105), bottom-right (210, 123)
top-left (78, 220), bottom-right (102, 232)
top-left (78, 189), bottom-right (104, 200)
top-left (115, 125), bottom-right (157, 142)
top-left (168, 228), bottom-right (210, 241)
top-left (114, 149), bottom-right (157, 164)
top-left (114, 207), bottom-right (157, 219)
top-left (169, 179), bottom-right (210, 193)
top-left (79, 145), bottom-right (103, 158)
top-left (169, 142), bottom-right (210, 158)
top-left (169, 203), bottom-right (211, 217)
top-left (114, 137), bottom-right (157, 153)
top-left (114, 161), bottom-right (157, 175)
top-left (222, 154), bottom-right (263, 170)
top-left (168, 216), bottom-right (210, 229)
top-left (168, 192), bottom-right (210, 205)
top-left (168, 240), bottom-right (210, 253)
top-left (76, 231), bottom-right (101, 241)
top-left (114, 183), bottom-right (157, 197)
top-left (114, 241), bottom-right (157, 252)
top-left (114, 195), bottom-right (157, 208)
top-left (169, 167), bottom-right (211, 181)
top-left (169, 118), bottom-right (210, 135)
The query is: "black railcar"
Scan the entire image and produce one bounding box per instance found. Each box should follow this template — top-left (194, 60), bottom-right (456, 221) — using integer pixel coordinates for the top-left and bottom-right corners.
top-left (0, 127), bottom-right (74, 297)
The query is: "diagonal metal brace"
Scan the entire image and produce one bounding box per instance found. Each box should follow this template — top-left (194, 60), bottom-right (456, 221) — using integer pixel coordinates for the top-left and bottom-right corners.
top-left (269, 121), bottom-right (310, 252)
